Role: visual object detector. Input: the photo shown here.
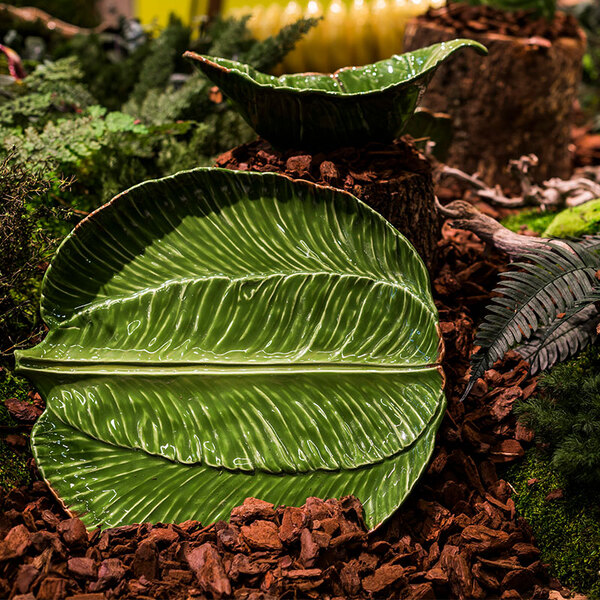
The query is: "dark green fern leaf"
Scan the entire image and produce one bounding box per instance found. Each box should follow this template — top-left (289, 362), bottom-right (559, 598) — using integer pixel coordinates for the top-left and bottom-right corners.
top-left (576, 235), bottom-right (600, 253)
top-left (517, 302), bottom-right (600, 375)
top-left (463, 242), bottom-right (600, 399)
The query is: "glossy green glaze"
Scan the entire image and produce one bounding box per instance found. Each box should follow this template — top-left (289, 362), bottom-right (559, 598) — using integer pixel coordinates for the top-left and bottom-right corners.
top-left (185, 40), bottom-right (487, 150)
top-left (16, 168), bottom-right (444, 530)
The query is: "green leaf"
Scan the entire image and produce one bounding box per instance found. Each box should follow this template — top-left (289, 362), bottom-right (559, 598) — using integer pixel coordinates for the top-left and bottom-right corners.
top-left (16, 168), bottom-right (443, 529)
top-left (184, 39), bottom-right (487, 149)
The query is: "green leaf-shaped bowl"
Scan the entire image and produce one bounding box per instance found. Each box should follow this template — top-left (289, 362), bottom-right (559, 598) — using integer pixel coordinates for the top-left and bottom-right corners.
top-left (16, 168), bottom-right (444, 530)
top-left (185, 39), bottom-right (487, 149)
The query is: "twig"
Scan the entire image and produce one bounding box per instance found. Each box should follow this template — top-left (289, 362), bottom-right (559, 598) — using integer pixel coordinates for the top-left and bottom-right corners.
top-left (439, 154), bottom-right (600, 210)
top-left (435, 198), bottom-right (571, 258)
top-left (0, 3), bottom-right (109, 37)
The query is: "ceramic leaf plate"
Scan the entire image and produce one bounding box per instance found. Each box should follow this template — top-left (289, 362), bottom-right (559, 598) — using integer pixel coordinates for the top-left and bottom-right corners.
top-left (16, 168), bottom-right (444, 530)
top-left (184, 39), bottom-right (487, 149)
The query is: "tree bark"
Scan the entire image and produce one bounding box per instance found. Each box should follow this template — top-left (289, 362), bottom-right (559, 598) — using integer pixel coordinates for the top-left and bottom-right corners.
top-left (215, 137), bottom-right (440, 270)
top-left (404, 15), bottom-right (586, 189)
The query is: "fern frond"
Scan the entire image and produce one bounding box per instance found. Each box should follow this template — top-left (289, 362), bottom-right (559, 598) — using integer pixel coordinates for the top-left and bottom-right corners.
top-left (463, 242), bottom-right (600, 399)
top-left (575, 234), bottom-right (600, 254)
top-left (517, 302), bottom-right (600, 374)
top-left (243, 17), bottom-right (321, 72)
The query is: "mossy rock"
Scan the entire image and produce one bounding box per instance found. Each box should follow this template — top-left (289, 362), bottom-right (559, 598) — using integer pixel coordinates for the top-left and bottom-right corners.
top-left (543, 199), bottom-right (600, 238)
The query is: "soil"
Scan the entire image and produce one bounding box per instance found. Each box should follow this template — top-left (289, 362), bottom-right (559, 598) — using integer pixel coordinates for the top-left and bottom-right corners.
top-left (403, 5), bottom-right (586, 189)
top-left (422, 3), bottom-right (581, 41)
top-left (215, 137), bottom-right (441, 270)
top-left (0, 218), bottom-right (576, 599)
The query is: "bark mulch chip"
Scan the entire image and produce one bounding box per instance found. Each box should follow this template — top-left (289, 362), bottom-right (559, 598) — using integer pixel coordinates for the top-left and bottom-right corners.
top-left (1, 225), bottom-right (577, 599)
top-left (417, 3), bottom-right (581, 41)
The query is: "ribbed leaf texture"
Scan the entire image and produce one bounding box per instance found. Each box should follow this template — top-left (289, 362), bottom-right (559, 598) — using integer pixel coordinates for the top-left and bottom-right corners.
top-left (16, 168), bottom-right (444, 530)
top-left (464, 240), bottom-right (600, 398)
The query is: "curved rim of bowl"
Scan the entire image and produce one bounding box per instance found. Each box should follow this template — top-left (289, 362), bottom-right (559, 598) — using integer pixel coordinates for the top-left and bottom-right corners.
top-left (184, 38), bottom-right (487, 99)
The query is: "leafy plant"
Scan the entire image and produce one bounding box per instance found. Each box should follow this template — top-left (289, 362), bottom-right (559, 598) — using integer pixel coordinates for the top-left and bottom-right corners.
top-left (563, 0), bottom-right (600, 97)
top-left (461, 0), bottom-right (556, 19)
top-left (0, 151), bottom-right (69, 353)
top-left (16, 168), bottom-right (444, 529)
top-left (0, 57), bottom-right (95, 129)
top-left (464, 239), bottom-right (600, 397)
top-left (0, 14), bottom-right (320, 211)
top-left (515, 348), bottom-right (600, 487)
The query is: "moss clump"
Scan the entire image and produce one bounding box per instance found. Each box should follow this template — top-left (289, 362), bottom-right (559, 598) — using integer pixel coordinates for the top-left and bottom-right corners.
top-left (543, 199), bottom-right (600, 238)
top-left (510, 345), bottom-right (600, 597)
top-left (510, 452), bottom-right (600, 599)
top-left (0, 439), bottom-right (31, 491)
top-left (0, 369), bottom-right (35, 491)
top-left (0, 367), bottom-right (34, 427)
top-left (501, 208), bottom-right (557, 235)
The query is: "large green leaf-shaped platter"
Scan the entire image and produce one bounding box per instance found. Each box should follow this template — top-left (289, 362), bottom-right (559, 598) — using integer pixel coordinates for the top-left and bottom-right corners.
top-left (184, 39), bottom-right (487, 149)
top-left (16, 168), bottom-right (444, 530)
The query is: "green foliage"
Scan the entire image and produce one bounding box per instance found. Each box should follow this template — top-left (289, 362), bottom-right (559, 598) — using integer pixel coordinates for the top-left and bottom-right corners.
top-left (0, 57), bottom-right (95, 128)
top-left (0, 364), bottom-right (36, 492)
top-left (462, 0), bottom-right (556, 19)
top-left (130, 15), bottom-right (192, 105)
top-left (224, 15), bottom-right (320, 73)
top-left (0, 152), bottom-right (69, 352)
top-left (510, 452), bottom-right (600, 598)
top-left (465, 240), bottom-right (600, 397)
top-left (564, 1), bottom-right (600, 93)
top-left (515, 344), bottom-right (600, 488)
top-left (501, 208), bottom-right (557, 235)
top-left (1, 14), bottom-right (317, 211)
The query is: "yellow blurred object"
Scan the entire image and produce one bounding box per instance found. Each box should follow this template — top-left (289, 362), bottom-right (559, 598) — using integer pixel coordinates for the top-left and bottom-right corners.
top-left (135, 0), bottom-right (439, 72)
top-left (228, 0), bottom-right (440, 73)
top-left (136, 0), bottom-right (196, 27)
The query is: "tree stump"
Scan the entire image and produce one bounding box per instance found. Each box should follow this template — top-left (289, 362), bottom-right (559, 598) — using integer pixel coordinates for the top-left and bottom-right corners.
top-left (215, 137), bottom-right (440, 270)
top-left (404, 6), bottom-right (586, 188)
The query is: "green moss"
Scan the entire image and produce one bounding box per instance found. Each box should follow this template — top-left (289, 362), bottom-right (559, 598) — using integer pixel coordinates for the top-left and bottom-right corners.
top-left (0, 368), bottom-right (35, 490)
top-left (543, 199), bottom-right (600, 238)
top-left (501, 209), bottom-right (557, 235)
top-left (510, 452), bottom-right (600, 598)
top-left (0, 368), bottom-right (33, 427)
top-left (0, 439), bottom-right (31, 491)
